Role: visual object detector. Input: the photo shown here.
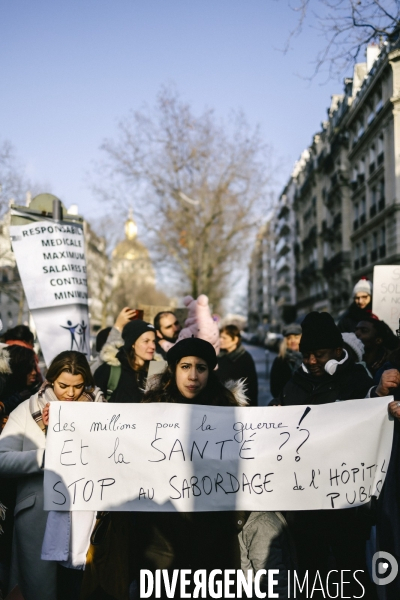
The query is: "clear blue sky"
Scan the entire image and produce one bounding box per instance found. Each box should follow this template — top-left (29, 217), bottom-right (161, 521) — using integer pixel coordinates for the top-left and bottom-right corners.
top-left (1, 0), bottom-right (348, 221)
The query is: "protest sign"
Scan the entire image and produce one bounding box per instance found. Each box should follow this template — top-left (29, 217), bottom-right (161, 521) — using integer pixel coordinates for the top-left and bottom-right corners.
top-left (372, 265), bottom-right (400, 332)
top-left (9, 217), bottom-right (89, 365)
top-left (44, 397), bottom-right (393, 512)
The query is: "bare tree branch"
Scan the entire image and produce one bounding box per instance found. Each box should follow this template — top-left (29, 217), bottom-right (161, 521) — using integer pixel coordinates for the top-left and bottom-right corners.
top-left (93, 87), bottom-right (274, 310)
top-left (284, 0), bottom-right (400, 78)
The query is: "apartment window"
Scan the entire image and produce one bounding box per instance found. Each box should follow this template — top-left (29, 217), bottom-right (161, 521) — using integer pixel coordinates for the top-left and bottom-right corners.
top-left (379, 179), bottom-right (385, 211)
top-left (369, 145), bottom-right (376, 174)
top-left (353, 203), bottom-right (359, 231)
top-left (376, 87), bottom-right (383, 112)
top-left (370, 187), bottom-right (377, 218)
top-left (361, 238), bottom-right (368, 266)
top-left (377, 134), bottom-right (384, 164)
top-left (354, 243), bottom-right (360, 270)
top-left (360, 197), bottom-right (366, 225)
top-left (371, 231), bottom-right (378, 263)
top-left (358, 119), bottom-right (365, 140)
top-left (380, 226), bottom-right (386, 258)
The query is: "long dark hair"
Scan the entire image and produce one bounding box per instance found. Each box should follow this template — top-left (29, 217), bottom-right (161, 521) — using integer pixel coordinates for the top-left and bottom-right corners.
top-left (46, 351), bottom-right (94, 391)
top-left (142, 362), bottom-right (237, 406)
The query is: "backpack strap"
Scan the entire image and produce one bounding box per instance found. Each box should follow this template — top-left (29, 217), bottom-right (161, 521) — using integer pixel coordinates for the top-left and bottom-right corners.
top-left (106, 365), bottom-right (122, 401)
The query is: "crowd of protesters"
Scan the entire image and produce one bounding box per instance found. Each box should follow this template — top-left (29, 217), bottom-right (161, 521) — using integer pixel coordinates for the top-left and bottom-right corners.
top-left (0, 284), bottom-right (399, 599)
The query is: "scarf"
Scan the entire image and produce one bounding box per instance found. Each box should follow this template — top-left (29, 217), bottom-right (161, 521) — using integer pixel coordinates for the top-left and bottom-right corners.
top-left (220, 344), bottom-right (246, 362)
top-left (30, 380), bottom-right (105, 433)
top-left (285, 349), bottom-right (303, 374)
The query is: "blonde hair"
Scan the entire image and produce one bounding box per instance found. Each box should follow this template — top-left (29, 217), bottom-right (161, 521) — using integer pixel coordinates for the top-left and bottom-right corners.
top-left (278, 337), bottom-right (288, 359)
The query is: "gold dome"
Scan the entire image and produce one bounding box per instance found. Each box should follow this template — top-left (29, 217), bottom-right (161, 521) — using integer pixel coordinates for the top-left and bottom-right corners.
top-left (112, 211), bottom-right (151, 262)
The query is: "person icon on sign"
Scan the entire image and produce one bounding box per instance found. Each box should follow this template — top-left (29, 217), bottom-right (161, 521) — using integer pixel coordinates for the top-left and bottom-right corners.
top-left (60, 320), bottom-right (80, 351)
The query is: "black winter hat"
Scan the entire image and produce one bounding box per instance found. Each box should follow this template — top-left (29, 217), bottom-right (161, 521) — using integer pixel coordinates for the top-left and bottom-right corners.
top-left (299, 311), bottom-right (343, 352)
top-left (167, 337), bottom-right (217, 370)
top-left (122, 320), bottom-right (155, 350)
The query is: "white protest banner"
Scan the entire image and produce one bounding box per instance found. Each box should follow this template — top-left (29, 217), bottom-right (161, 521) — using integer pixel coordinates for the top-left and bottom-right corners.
top-left (372, 265), bottom-right (400, 332)
top-left (44, 397), bottom-right (393, 512)
top-left (9, 218), bottom-right (89, 364)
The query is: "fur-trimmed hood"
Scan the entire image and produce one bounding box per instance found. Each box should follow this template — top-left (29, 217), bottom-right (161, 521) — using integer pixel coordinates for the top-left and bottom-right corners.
top-left (0, 344), bottom-right (11, 375)
top-left (225, 378), bottom-right (249, 406)
top-left (100, 340), bottom-right (123, 367)
top-left (146, 373), bottom-right (249, 406)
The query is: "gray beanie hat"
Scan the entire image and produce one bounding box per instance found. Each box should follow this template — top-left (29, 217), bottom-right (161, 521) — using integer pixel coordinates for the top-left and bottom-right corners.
top-left (282, 323), bottom-right (302, 337)
top-left (353, 278), bottom-right (372, 297)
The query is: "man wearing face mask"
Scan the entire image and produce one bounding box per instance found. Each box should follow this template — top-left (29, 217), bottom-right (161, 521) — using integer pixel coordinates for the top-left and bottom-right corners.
top-left (279, 312), bottom-right (376, 599)
top-left (279, 311), bottom-right (372, 406)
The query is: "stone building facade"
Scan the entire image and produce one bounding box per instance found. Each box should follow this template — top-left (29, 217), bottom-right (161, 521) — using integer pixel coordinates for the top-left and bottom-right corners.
top-left (247, 220), bottom-right (275, 332)
top-left (249, 41), bottom-right (400, 329)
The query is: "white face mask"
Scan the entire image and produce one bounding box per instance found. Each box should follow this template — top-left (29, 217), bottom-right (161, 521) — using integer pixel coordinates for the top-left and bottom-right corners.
top-left (302, 349), bottom-right (348, 375)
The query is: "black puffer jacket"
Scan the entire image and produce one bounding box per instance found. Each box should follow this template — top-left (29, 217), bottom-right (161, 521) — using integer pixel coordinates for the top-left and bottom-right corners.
top-left (280, 358), bottom-right (372, 406)
top-left (217, 345), bottom-right (258, 406)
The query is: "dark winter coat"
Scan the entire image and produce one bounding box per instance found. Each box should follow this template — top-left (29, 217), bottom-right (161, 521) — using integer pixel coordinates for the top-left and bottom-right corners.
top-left (270, 350), bottom-right (303, 399)
top-left (337, 301), bottom-right (372, 333)
top-left (279, 357), bottom-right (372, 406)
top-left (94, 345), bottom-right (146, 404)
top-left (134, 382), bottom-right (247, 598)
top-left (369, 361), bottom-right (400, 600)
top-left (217, 345), bottom-right (258, 406)
top-left (281, 357), bottom-right (375, 597)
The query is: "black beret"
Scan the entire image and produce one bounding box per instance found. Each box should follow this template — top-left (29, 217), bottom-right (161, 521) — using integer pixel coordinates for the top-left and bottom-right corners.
top-left (167, 338), bottom-right (217, 370)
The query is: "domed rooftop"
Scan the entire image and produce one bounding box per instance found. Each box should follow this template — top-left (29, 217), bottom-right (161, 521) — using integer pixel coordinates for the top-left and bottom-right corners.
top-left (112, 210), bottom-right (151, 262)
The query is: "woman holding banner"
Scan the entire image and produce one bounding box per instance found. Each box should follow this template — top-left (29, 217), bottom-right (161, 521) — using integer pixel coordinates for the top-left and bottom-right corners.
top-left (0, 350), bottom-right (104, 600)
top-left (132, 338), bottom-right (247, 597)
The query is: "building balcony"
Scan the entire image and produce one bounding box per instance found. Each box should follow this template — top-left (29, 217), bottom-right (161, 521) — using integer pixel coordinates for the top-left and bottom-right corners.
top-left (323, 251), bottom-right (350, 276)
top-left (276, 275), bottom-right (291, 290)
top-left (300, 262), bottom-right (317, 281)
top-left (276, 254), bottom-right (290, 273)
top-left (276, 218), bottom-right (290, 237)
top-left (275, 236), bottom-right (291, 257)
top-left (296, 291), bottom-right (328, 309)
top-left (333, 213), bottom-right (342, 227)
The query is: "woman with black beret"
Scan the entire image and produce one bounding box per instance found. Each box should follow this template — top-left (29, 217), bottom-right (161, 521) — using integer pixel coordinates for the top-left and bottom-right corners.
top-left (135, 338), bottom-right (247, 598)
